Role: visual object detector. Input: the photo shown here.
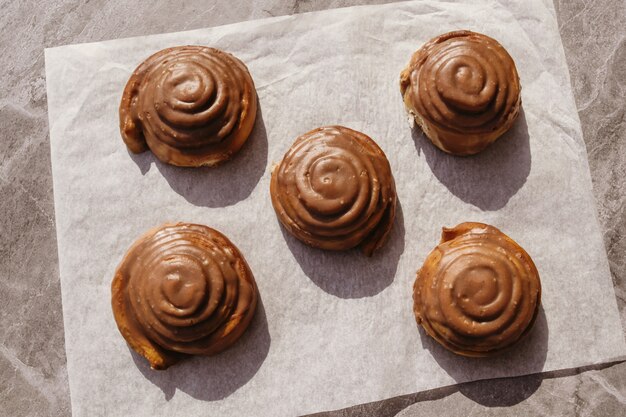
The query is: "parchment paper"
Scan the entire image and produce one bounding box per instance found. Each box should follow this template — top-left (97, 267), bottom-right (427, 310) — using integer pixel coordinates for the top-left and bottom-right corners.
top-left (44, 1), bottom-right (626, 416)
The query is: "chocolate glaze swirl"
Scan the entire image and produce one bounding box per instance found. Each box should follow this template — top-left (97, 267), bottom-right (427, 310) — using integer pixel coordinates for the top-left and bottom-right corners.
top-left (413, 222), bottom-right (541, 356)
top-left (270, 126), bottom-right (396, 256)
top-left (112, 223), bottom-right (258, 369)
top-left (400, 31), bottom-right (521, 155)
top-left (120, 46), bottom-right (257, 167)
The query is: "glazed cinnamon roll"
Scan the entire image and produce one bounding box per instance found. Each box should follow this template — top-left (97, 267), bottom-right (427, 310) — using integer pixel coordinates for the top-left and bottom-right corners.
top-left (119, 46), bottom-right (257, 167)
top-left (400, 31), bottom-right (521, 155)
top-left (111, 223), bottom-right (258, 370)
top-left (270, 126), bottom-right (396, 256)
top-left (413, 222), bottom-right (541, 357)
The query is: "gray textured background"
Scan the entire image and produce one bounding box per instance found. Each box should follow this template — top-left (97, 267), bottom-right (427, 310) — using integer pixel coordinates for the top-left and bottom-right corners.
top-left (1, 1), bottom-right (624, 416)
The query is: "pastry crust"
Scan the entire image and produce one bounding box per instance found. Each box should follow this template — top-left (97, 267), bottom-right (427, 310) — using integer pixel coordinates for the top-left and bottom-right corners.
top-left (270, 126), bottom-right (397, 256)
top-left (119, 46), bottom-right (258, 167)
top-left (400, 31), bottom-right (521, 155)
top-left (111, 223), bottom-right (258, 369)
top-left (413, 222), bottom-right (541, 357)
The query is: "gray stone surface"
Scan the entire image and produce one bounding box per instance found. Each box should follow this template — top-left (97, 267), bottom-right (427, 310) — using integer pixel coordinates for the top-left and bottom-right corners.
top-left (0, 0), bottom-right (623, 416)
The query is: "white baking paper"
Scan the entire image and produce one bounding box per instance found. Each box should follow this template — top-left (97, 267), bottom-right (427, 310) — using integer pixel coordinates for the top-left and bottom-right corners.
top-left (44, 1), bottom-right (626, 416)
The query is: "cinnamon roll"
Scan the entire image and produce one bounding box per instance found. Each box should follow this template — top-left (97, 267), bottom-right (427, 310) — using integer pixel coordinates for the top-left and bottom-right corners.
top-left (111, 223), bottom-right (258, 370)
top-left (400, 31), bottom-right (521, 155)
top-left (270, 126), bottom-right (397, 256)
top-left (119, 46), bottom-right (257, 167)
top-left (413, 222), bottom-right (541, 357)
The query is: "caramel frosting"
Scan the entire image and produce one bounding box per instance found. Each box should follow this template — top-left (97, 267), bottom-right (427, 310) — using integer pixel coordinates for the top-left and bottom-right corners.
top-left (111, 223), bottom-right (258, 369)
top-left (119, 46), bottom-right (257, 167)
top-left (413, 222), bottom-right (541, 357)
top-left (270, 126), bottom-right (397, 256)
top-left (400, 31), bottom-right (521, 155)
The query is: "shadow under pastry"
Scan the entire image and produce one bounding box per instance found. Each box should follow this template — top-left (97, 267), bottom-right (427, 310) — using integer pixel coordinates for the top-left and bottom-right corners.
top-left (129, 106), bottom-right (268, 208)
top-left (418, 304), bottom-right (549, 406)
top-left (413, 108), bottom-right (531, 211)
top-left (307, 307), bottom-right (548, 416)
top-left (280, 200), bottom-right (405, 299)
top-left (306, 310), bottom-right (626, 416)
top-left (129, 297), bottom-right (271, 402)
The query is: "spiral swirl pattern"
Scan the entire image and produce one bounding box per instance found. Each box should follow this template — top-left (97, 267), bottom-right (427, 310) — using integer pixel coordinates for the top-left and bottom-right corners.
top-left (400, 31), bottom-right (521, 155)
top-left (120, 46), bottom-right (257, 167)
top-left (270, 126), bottom-right (396, 256)
top-left (112, 223), bottom-right (258, 369)
top-left (413, 223), bottom-right (541, 356)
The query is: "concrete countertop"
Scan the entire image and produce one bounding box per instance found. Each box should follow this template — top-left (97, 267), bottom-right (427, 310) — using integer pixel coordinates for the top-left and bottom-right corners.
top-left (1, 1), bottom-right (624, 416)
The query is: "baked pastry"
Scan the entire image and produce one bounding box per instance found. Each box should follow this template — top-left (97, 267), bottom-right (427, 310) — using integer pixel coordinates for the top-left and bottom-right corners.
top-left (111, 223), bottom-right (258, 370)
top-left (270, 126), bottom-right (396, 256)
top-left (413, 222), bottom-right (541, 357)
top-left (119, 46), bottom-right (257, 167)
top-left (400, 31), bottom-right (521, 155)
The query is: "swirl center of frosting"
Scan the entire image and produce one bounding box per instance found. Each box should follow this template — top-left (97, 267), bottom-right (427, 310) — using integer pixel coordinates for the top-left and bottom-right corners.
top-left (147, 256), bottom-right (208, 318)
top-left (452, 63), bottom-right (482, 94)
top-left (307, 156), bottom-right (359, 214)
top-left (439, 248), bottom-right (516, 334)
top-left (437, 54), bottom-right (495, 113)
top-left (169, 68), bottom-right (206, 104)
top-left (161, 62), bottom-right (215, 117)
top-left (453, 264), bottom-right (499, 306)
